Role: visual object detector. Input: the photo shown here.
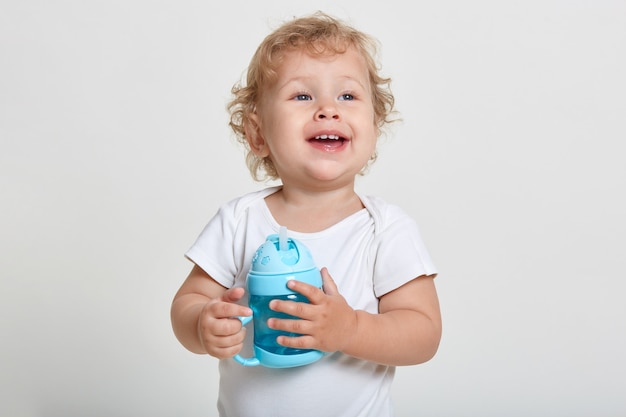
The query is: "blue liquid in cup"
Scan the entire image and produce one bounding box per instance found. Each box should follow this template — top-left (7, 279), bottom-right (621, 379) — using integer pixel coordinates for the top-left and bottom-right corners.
top-left (250, 294), bottom-right (314, 355)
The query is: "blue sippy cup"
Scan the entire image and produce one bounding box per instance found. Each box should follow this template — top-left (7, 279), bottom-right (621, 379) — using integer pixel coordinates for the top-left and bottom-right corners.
top-left (234, 227), bottom-right (324, 368)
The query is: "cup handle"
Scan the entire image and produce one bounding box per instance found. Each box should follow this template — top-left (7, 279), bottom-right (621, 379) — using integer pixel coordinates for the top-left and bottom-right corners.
top-left (232, 314), bottom-right (260, 366)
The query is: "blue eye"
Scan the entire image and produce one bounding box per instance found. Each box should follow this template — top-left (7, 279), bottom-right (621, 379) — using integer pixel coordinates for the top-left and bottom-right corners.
top-left (294, 94), bottom-right (311, 101)
top-left (339, 94), bottom-right (355, 101)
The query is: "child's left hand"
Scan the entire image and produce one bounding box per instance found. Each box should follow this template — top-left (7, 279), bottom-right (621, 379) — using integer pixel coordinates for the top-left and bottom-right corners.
top-left (267, 267), bottom-right (357, 353)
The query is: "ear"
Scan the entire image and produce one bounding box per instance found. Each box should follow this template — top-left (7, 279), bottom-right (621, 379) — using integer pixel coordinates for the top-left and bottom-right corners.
top-left (244, 113), bottom-right (269, 157)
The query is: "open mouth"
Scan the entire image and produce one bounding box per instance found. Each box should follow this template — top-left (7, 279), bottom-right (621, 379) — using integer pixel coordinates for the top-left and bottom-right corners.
top-left (309, 134), bottom-right (347, 146)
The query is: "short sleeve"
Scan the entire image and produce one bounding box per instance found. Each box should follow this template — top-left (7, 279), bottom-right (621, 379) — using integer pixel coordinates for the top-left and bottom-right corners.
top-left (370, 204), bottom-right (437, 297)
top-left (185, 204), bottom-right (239, 288)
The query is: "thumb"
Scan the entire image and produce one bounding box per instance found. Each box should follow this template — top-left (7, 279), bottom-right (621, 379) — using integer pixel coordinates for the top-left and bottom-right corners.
top-left (321, 267), bottom-right (339, 296)
top-left (221, 286), bottom-right (246, 303)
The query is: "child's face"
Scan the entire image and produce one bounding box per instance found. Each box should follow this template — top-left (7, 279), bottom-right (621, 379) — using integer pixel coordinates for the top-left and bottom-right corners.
top-left (247, 46), bottom-right (378, 188)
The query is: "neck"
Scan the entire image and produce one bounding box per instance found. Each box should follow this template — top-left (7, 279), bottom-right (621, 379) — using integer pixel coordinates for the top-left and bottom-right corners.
top-left (265, 184), bottom-right (364, 233)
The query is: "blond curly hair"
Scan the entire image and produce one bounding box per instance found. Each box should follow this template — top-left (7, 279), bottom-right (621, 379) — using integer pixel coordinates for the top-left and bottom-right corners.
top-left (227, 11), bottom-right (396, 181)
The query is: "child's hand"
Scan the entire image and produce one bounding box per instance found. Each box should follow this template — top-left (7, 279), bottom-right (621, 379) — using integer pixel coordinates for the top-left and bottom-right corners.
top-left (196, 287), bottom-right (252, 359)
top-left (267, 267), bottom-right (358, 353)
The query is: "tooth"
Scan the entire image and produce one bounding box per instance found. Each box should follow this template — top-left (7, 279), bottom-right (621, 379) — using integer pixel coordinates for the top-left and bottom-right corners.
top-left (314, 134), bottom-right (341, 140)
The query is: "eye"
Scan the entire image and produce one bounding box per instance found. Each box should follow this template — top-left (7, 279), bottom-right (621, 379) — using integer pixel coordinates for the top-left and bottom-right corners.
top-left (294, 93), bottom-right (312, 101)
top-left (338, 93), bottom-right (355, 101)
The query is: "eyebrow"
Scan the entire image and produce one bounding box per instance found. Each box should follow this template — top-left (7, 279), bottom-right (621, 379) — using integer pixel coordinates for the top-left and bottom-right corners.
top-left (277, 75), bottom-right (367, 92)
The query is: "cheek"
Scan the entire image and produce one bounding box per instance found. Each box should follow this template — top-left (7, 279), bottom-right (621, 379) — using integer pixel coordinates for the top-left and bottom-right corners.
top-left (361, 120), bottom-right (379, 144)
top-left (262, 115), bottom-right (299, 142)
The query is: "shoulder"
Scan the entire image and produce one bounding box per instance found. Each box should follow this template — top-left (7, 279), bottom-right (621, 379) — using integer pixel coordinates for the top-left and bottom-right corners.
top-left (217, 186), bottom-right (281, 221)
top-left (359, 195), bottom-right (416, 235)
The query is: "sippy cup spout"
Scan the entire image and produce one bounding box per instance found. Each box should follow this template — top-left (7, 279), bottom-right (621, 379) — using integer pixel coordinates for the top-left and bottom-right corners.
top-left (279, 225), bottom-right (288, 252)
top-left (277, 226), bottom-right (298, 265)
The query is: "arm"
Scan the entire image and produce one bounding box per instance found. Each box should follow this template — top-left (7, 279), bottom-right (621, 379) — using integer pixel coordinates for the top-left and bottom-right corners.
top-left (170, 264), bottom-right (252, 357)
top-left (268, 268), bottom-right (441, 366)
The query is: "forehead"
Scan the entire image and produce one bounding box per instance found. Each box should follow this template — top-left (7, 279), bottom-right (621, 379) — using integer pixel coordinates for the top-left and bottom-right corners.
top-left (274, 46), bottom-right (369, 81)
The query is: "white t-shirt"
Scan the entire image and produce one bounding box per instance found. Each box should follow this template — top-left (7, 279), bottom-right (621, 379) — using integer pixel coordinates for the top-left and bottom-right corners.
top-left (186, 186), bottom-right (437, 417)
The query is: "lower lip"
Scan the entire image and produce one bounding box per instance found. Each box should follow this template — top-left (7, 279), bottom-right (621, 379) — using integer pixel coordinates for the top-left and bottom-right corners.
top-left (308, 139), bottom-right (347, 152)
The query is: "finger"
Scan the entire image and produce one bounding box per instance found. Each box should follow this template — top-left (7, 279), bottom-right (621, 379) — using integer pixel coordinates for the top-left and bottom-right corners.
top-left (320, 267), bottom-right (339, 296)
top-left (269, 297), bottom-right (313, 319)
top-left (209, 299), bottom-right (252, 320)
top-left (199, 307), bottom-right (245, 336)
top-left (211, 287), bottom-right (252, 319)
top-left (213, 317), bottom-right (248, 337)
top-left (267, 316), bottom-right (311, 334)
top-left (211, 326), bottom-right (247, 345)
top-left (210, 344), bottom-right (244, 360)
top-left (203, 331), bottom-right (247, 359)
top-left (286, 278), bottom-right (324, 303)
top-left (221, 286), bottom-right (246, 303)
top-left (276, 334), bottom-right (316, 350)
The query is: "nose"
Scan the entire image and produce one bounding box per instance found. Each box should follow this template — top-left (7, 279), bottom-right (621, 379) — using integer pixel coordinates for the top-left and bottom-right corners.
top-left (314, 102), bottom-right (340, 121)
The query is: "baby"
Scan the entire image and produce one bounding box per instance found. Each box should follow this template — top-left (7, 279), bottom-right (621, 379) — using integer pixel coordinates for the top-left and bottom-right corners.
top-left (171, 11), bottom-right (441, 417)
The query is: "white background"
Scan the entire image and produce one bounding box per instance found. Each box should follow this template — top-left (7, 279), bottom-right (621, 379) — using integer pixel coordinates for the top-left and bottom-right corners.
top-left (1, 1), bottom-right (625, 416)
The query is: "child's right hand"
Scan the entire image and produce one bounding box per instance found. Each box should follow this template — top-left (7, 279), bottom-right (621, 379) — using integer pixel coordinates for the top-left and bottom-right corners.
top-left (196, 287), bottom-right (252, 359)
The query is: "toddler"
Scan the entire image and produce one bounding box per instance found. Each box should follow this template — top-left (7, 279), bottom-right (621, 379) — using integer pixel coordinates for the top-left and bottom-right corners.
top-left (171, 11), bottom-right (441, 417)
